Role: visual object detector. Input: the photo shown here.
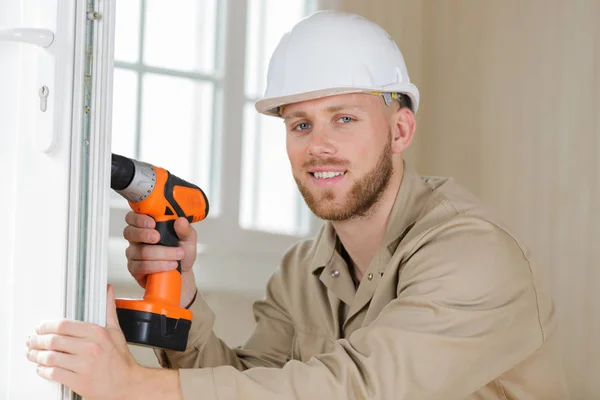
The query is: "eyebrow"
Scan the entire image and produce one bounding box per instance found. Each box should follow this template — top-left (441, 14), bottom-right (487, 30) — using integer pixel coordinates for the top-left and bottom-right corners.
top-left (283, 105), bottom-right (364, 121)
top-left (283, 111), bottom-right (308, 121)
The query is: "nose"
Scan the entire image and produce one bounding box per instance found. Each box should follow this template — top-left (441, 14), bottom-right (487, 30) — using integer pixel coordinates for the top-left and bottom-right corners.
top-left (307, 125), bottom-right (336, 157)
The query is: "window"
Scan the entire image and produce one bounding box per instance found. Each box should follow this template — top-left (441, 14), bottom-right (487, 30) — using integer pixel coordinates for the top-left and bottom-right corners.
top-left (240, 0), bottom-right (316, 235)
top-left (110, 0), bottom-right (320, 253)
top-left (111, 0), bottom-right (218, 201)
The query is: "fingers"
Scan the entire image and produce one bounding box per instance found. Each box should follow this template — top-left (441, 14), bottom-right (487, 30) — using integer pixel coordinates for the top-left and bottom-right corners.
top-left (125, 241), bottom-right (183, 288)
top-left (123, 225), bottom-right (159, 244)
top-left (27, 325), bottom-right (106, 380)
top-left (174, 217), bottom-right (197, 244)
top-left (123, 212), bottom-right (158, 244)
top-left (27, 333), bottom-right (99, 357)
top-left (26, 337), bottom-right (100, 390)
top-left (105, 285), bottom-right (120, 330)
top-left (125, 211), bottom-right (155, 229)
top-left (35, 365), bottom-right (77, 387)
top-left (126, 243), bottom-right (184, 262)
top-left (127, 260), bottom-right (179, 287)
top-left (125, 245), bottom-right (182, 283)
top-left (26, 349), bottom-right (81, 373)
top-left (124, 214), bottom-right (196, 247)
top-left (35, 319), bottom-right (101, 339)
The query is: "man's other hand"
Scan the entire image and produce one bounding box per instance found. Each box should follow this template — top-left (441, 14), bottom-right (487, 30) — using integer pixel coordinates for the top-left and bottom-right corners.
top-left (123, 212), bottom-right (198, 307)
top-left (25, 285), bottom-right (144, 399)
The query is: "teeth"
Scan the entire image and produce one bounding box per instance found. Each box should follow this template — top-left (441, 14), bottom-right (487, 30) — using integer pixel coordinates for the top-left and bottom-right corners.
top-left (312, 171), bottom-right (345, 179)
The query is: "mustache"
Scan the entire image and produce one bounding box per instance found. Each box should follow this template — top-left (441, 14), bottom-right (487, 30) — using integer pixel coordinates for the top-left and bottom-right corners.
top-left (303, 157), bottom-right (350, 169)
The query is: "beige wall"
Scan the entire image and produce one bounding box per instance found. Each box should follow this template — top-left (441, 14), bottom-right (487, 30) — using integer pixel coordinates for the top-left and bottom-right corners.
top-left (338, 0), bottom-right (600, 398)
top-left (334, 0), bottom-right (425, 166)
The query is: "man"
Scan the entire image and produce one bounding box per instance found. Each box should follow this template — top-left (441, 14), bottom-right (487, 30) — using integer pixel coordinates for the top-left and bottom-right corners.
top-left (26, 11), bottom-right (569, 399)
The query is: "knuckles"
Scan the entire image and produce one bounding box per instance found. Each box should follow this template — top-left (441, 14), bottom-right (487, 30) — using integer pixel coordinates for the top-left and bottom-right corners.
top-left (46, 367), bottom-right (58, 380)
top-left (86, 342), bottom-right (103, 358)
top-left (45, 351), bottom-right (58, 366)
top-left (79, 360), bottom-right (94, 376)
top-left (92, 325), bottom-right (110, 342)
top-left (47, 334), bottom-right (61, 350)
top-left (138, 245), bottom-right (153, 259)
top-left (56, 319), bottom-right (71, 334)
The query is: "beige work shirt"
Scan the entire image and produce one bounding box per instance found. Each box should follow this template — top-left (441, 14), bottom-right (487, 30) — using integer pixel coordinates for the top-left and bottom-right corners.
top-left (155, 165), bottom-right (569, 399)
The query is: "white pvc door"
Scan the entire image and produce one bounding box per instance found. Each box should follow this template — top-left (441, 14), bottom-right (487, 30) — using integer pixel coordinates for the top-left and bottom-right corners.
top-left (0, 0), bottom-right (115, 398)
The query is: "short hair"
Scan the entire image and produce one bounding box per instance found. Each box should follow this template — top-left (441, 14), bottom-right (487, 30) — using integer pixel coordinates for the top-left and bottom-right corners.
top-left (398, 93), bottom-right (414, 113)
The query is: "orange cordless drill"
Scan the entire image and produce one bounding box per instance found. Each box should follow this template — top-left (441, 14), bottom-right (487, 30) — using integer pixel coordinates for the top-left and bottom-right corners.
top-left (110, 153), bottom-right (209, 351)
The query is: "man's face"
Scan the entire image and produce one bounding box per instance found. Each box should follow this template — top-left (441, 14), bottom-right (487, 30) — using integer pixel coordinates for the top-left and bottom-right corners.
top-left (283, 93), bottom-right (397, 221)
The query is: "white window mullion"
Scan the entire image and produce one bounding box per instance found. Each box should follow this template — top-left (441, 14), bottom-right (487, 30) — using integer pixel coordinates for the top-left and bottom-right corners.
top-left (249, 0), bottom-right (268, 228)
top-left (206, 0), bottom-right (226, 215)
top-left (134, 0), bottom-right (146, 159)
top-left (206, 0), bottom-right (248, 236)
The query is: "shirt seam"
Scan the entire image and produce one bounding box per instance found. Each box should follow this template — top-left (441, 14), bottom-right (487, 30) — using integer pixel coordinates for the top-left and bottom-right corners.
top-left (466, 215), bottom-right (547, 345)
top-left (435, 191), bottom-right (460, 215)
top-left (404, 191), bottom-right (546, 347)
top-left (402, 195), bottom-right (451, 258)
top-left (495, 378), bottom-right (509, 400)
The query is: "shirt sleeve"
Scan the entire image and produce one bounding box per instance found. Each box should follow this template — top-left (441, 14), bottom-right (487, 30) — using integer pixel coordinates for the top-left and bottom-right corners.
top-left (154, 267), bottom-right (294, 371)
top-left (176, 219), bottom-right (553, 400)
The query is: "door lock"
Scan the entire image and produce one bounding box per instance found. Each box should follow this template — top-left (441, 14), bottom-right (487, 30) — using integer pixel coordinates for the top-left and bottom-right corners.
top-left (39, 85), bottom-right (49, 112)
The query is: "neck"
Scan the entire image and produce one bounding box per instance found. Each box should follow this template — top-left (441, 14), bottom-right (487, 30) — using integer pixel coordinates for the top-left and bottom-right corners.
top-left (332, 161), bottom-right (404, 281)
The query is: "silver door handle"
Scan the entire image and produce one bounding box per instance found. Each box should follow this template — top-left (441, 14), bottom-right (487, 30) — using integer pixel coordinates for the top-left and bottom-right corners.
top-left (0, 27), bottom-right (54, 48)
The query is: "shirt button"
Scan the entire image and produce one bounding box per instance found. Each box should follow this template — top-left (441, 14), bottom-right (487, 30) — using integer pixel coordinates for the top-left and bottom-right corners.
top-left (331, 270), bottom-right (340, 278)
top-left (367, 273), bottom-right (373, 281)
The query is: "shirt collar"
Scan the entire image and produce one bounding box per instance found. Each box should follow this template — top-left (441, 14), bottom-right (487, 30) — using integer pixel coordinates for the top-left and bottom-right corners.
top-left (311, 163), bottom-right (431, 274)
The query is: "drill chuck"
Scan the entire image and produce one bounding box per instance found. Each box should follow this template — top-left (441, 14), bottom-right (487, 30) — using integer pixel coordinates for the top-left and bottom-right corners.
top-left (110, 154), bottom-right (135, 190)
top-left (111, 154), bottom-right (156, 203)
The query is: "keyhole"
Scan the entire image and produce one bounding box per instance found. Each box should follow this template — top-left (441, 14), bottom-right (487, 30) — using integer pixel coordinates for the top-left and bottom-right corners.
top-left (39, 85), bottom-right (49, 112)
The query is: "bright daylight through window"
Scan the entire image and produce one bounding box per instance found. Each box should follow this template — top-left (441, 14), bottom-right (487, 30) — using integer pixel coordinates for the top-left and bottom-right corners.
top-left (111, 0), bottom-right (316, 238)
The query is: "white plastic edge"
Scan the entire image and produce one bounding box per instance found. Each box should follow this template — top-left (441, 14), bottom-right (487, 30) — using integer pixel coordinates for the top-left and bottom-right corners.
top-left (0, 27), bottom-right (55, 48)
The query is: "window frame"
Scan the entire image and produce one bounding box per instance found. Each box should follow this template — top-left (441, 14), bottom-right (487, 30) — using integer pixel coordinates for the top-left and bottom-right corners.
top-left (108, 0), bottom-right (323, 266)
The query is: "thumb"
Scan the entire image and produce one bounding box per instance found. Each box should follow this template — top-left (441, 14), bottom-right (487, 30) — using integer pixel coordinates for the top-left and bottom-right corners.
top-left (174, 217), bottom-right (197, 244)
top-left (105, 284), bottom-right (121, 329)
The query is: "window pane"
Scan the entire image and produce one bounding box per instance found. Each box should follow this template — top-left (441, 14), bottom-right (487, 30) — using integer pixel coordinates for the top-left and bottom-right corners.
top-left (242, 2), bottom-right (313, 235)
top-left (244, 0), bottom-right (307, 98)
top-left (241, 102), bottom-right (305, 235)
top-left (240, 103), bottom-right (257, 230)
top-left (143, 0), bottom-right (217, 74)
top-left (139, 74), bottom-right (213, 198)
top-left (114, 0), bottom-right (141, 63)
top-left (111, 68), bottom-right (138, 157)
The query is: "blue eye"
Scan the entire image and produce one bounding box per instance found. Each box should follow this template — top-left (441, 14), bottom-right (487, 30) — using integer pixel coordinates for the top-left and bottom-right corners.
top-left (338, 116), bottom-right (354, 123)
top-left (294, 122), bottom-right (311, 131)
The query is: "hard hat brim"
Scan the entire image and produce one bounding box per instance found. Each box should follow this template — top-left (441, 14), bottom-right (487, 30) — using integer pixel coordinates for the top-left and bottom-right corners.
top-left (255, 84), bottom-right (420, 117)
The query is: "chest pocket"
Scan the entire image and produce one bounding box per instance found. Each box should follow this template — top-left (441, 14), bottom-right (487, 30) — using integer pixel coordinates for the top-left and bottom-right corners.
top-left (292, 326), bottom-right (336, 362)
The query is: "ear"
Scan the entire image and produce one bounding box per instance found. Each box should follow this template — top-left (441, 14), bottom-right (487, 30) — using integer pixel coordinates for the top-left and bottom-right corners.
top-left (390, 108), bottom-right (416, 154)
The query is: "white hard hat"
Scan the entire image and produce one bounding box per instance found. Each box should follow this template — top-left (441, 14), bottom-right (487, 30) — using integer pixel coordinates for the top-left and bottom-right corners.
top-left (255, 10), bottom-right (420, 117)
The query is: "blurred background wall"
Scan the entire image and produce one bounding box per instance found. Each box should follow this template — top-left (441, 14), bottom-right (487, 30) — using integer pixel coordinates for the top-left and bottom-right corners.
top-left (111, 1), bottom-right (599, 397)
top-left (339, 0), bottom-right (599, 397)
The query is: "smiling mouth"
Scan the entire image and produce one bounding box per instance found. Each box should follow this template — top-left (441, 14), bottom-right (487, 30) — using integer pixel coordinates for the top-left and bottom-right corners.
top-left (310, 171), bottom-right (347, 179)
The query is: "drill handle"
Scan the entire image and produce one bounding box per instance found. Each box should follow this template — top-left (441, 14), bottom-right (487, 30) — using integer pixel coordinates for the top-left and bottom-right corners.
top-left (155, 220), bottom-right (186, 273)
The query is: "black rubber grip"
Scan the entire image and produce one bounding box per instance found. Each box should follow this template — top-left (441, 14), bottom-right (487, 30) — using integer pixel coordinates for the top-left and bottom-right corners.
top-left (155, 220), bottom-right (182, 273)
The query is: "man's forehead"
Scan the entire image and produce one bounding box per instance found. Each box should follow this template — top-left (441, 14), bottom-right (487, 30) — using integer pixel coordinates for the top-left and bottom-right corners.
top-left (281, 93), bottom-right (380, 119)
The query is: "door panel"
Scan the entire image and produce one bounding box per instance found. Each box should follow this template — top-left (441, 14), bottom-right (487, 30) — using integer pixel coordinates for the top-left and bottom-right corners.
top-left (0, 0), bottom-right (114, 398)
